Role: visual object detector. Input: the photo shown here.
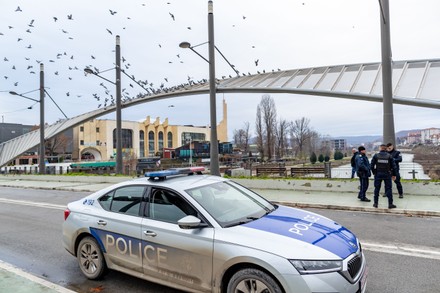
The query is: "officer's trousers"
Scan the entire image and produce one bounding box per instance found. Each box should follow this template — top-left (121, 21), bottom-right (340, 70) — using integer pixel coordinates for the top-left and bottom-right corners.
top-left (374, 172), bottom-right (393, 205)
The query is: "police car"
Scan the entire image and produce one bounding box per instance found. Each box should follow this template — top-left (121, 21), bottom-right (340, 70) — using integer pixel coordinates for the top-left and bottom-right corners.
top-left (62, 167), bottom-right (367, 293)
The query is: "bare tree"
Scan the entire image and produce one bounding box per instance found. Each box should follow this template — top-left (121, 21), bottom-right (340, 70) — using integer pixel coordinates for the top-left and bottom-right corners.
top-left (259, 95), bottom-right (277, 160)
top-left (45, 133), bottom-right (71, 156)
top-left (233, 121), bottom-right (251, 152)
top-left (255, 105), bottom-right (265, 161)
top-left (290, 117), bottom-right (312, 159)
top-left (275, 118), bottom-right (289, 159)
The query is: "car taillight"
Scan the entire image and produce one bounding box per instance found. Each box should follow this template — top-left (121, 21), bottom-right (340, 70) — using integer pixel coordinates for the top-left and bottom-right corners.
top-left (64, 208), bottom-right (71, 220)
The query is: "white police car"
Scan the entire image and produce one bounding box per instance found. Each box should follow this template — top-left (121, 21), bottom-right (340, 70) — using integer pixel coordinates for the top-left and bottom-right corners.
top-left (63, 167), bottom-right (367, 293)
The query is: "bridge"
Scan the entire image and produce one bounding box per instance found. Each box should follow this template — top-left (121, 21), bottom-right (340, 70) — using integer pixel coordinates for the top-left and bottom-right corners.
top-left (1, 58), bottom-right (440, 167)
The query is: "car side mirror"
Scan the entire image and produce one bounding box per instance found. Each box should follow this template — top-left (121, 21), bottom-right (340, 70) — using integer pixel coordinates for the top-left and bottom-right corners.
top-left (178, 215), bottom-right (207, 229)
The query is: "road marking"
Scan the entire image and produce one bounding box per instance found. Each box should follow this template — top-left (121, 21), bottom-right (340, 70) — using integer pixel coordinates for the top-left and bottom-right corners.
top-left (0, 260), bottom-right (76, 293)
top-left (362, 242), bottom-right (440, 260)
top-left (0, 198), bottom-right (65, 210)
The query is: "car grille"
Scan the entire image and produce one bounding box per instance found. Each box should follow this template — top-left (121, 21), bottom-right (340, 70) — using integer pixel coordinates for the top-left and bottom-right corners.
top-left (347, 254), bottom-right (362, 278)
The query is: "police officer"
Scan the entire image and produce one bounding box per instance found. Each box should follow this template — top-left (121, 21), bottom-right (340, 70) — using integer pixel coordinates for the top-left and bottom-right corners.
top-left (350, 148), bottom-right (358, 179)
top-left (355, 146), bottom-right (371, 202)
top-left (371, 144), bottom-right (397, 209)
top-left (387, 143), bottom-right (404, 198)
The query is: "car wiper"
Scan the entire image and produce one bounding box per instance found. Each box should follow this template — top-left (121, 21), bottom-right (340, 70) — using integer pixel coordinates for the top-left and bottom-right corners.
top-left (224, 218), bottom-right (256, 228)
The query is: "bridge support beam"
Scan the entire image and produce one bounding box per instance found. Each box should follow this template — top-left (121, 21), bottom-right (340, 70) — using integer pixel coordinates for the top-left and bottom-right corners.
top-left (380, 0), bottom-right (396, 146)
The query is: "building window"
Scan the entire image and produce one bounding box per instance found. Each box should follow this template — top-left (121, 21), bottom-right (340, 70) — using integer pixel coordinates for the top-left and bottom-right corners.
top-left (80, 140), bottom-right (84, 145)
top-left (96, 127), bottom-right (100, 133)
top-left (148, 131), bottom-right (155, 156)
top-left (167, 132), bottom-right (173, 148)
top-left (113, 129), bottom-right (133, 149)
top-left (158, 131), bottom-right (164, 152)
top-left (139, 130), bottom-right (145, 158)
top-left (181, 132), bottom-right (205, 146)
top-left (96, 140), bottom-right (100, 146)
top-left (80, 126), bottom-right (84, 132)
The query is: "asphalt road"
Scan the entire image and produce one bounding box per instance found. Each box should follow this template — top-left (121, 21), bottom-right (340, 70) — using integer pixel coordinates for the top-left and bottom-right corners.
top-left (0, 187), bottom-right (439, 293)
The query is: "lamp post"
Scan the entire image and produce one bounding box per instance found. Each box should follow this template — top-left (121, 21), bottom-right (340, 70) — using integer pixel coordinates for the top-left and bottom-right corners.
top-left (207, 0), bottom-right (220, 176)
top-left (39, 63), bottom-right (45, 174)
top-left (84, 35), bottom-right (123, 174)
top-left (115, 35), bottom-right (123, 175)
top-left (9, 63), bottom-right (45, 174)
top-left (179, 1), bottom-right (223, 176)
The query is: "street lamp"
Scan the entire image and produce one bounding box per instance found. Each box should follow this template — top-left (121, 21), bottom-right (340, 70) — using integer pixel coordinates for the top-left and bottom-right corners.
top-left (84, 35), bottom-right (123, 174)
top-left (9, 63), bottom-right (46, 174)
top-left (179, 1), bottom-right (238, 176)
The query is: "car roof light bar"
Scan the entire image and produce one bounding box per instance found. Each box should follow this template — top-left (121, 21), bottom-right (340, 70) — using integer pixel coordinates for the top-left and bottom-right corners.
top-left (145, 167), bottom-right (205, 180)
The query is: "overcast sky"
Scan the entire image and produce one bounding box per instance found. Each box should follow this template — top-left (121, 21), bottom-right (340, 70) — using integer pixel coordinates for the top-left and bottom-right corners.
top-left (1, 0), bottom-right (439, 140)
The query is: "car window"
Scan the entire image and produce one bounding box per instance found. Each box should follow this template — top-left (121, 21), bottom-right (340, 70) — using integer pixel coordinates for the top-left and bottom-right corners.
top-left (186, 181), bottom-right (274, 227)
top-left (148, 188), bottom-right (197, 223)
top-left (99, 185), bottom-right (145, 217)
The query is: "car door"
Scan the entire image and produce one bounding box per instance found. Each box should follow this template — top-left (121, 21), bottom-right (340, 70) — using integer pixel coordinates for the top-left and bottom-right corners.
top-left (141, 187), bottom-right (214, 292)
top-left (90, 185), bottom-right (146, 273)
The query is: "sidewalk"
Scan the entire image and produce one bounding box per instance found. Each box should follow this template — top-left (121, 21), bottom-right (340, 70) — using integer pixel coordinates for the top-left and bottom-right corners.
top-left (0, 174), bottom-right (439, 293)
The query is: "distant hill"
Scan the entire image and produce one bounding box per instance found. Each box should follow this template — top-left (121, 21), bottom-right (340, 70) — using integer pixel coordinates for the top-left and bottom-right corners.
top-left (333, 129), bottom-right (422, 146)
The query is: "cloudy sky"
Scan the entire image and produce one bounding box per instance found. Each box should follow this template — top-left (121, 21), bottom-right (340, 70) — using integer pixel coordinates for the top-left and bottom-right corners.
top-left (1, 0), bottom-right (439, 140)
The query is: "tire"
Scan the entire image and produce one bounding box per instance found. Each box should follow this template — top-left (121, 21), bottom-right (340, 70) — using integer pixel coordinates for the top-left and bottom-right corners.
top-left (77, 236), bottom-right (107, 280)
top-left (227, 268), bottom-right (282, 293)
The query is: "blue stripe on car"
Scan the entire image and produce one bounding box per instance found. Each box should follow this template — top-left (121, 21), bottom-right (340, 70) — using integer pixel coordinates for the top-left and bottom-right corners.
top-left (243, 206), bottom-right (358, 258)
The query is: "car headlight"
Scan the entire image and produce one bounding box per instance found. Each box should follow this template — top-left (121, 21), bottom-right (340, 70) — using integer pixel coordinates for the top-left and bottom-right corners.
top-left (290, 260), bottom-right (342, 274)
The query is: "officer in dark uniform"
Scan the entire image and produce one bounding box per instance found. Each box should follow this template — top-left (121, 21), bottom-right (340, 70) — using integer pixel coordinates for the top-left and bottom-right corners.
top-left (371, 144), bottom-right (397, 209)
top-left (387, 143), bottom-right (404, 198)
top-left (355, 146), bottom-right (371, 202)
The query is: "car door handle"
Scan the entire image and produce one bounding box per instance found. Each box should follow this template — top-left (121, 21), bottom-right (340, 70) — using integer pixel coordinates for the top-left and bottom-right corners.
top-left (143, 230), bottom-right (157, 237)
top-left (97, 220), bottom-right (107, 226)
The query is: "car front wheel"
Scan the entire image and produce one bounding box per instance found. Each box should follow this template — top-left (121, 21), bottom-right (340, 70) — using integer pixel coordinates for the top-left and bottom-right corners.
top-left (227, 268), bottom-right (282, 293)
top-left (77, 236), bottom-right (107, 280)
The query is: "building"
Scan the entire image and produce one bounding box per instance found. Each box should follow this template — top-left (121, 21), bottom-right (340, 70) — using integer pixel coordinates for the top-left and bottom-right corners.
top-left (0, 122), bottom-right (35, 144)
top-left (406, 132), bottom-right (421, 145)
top-left (72, 99), bottom-right (228, 161)
top-left (331, 139), bottom-right (347, 151)
top-left (420, 127), bottom-right (440, 144)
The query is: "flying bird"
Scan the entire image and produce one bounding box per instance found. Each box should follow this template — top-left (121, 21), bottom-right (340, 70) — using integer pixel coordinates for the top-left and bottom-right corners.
top-left (62, 29), bottom-right (68, 34)
top-left (255, 59), bottom-right (259, 66)
top-left (28, 19), bottom-right (35, 27)
top-left (53, 17), bottom-right (58, 22)
top-left (17, 38), bottom-right (22, 42)
top-left (169, 12), bottom-right (175, 21)
top-left (4, 57), bottom-right (8, 61)
top-left (67, 14), bottom-right (73, 20)
top-left (14, 82), bottom-right (18, 86)
top-left (106, 28), bottom-right (112, 35)
top-left (109, 9), bottom-right (117, 15)
top-left (15, 6), bottom-right (22, 12)
top-left (187, 27), bottom-right (191, 30)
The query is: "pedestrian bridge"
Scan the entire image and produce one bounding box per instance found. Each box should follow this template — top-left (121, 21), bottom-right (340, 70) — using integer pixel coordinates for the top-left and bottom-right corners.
top-left (1, 58), bottom-right (440, 167)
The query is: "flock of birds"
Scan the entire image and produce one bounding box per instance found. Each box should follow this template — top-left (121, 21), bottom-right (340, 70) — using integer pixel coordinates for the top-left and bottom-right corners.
top-left (1, 2), bottom-right (294, 118)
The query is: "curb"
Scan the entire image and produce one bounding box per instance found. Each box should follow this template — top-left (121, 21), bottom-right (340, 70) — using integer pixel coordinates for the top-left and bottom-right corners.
top-left (0, 260), bottom-right (76, 293)
top-left (274, 201), bottom-right (440, 218)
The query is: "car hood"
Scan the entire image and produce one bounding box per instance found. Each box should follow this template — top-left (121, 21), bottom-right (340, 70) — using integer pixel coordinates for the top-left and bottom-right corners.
top-left (239, 205), bottom-right (359, 259)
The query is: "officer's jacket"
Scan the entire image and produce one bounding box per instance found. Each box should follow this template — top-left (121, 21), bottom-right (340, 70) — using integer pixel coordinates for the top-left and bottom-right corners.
top-left (371, 150), bottom-right (397, 176)
top-left (355, 153), bottom-right (371, 177)
top-left (388, 149), bottom-right (402, 170)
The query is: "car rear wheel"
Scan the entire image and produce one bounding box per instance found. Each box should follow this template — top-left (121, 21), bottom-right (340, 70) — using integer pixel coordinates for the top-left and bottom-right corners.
top-left (227, 268), bottom-right (282, 293)
top-left (77, 236), bottom-right (107, 280)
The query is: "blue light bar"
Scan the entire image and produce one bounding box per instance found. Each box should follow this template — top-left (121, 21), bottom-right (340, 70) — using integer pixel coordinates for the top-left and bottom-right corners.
top-left (145, 167), bottom-right (205, 180)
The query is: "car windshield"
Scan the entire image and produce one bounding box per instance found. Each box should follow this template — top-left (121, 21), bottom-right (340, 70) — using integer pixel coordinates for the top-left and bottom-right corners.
top-left (186, 180), bottom-right (275, 228)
